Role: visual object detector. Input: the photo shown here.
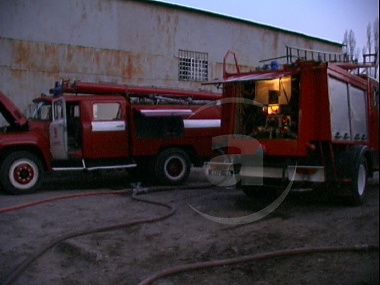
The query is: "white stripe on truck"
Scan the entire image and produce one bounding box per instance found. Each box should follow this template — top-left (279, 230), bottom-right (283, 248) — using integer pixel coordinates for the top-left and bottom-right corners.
top-left (184, 119), bottom-right (221, 128)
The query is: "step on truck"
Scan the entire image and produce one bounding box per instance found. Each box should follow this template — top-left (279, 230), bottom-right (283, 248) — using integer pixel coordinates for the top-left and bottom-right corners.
top-left (0, 81), bottom-right (221, 194)
top-left (206, 48), bottom-right (379, 205)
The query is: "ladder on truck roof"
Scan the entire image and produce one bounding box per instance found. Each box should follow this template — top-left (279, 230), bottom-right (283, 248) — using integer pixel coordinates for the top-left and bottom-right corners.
top-left (285, 46), bottom-right (378, 77)
top-left (259, 46), bottom-right (378, 78)
top-left (285, 45), bottom-right (353, 64)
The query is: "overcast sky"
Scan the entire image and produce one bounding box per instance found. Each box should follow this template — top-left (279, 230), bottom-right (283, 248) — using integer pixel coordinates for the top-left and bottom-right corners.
top-left (155, 0), bottom-right (379, 55)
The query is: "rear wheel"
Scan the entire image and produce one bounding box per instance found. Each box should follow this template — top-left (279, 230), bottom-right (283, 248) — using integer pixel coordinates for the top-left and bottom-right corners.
top-left (348, 155), bottom-right (367, 206)
top-left (0, 151), bottom-right (44, 195)
top-left (154, 148), bottom-right (191, 185)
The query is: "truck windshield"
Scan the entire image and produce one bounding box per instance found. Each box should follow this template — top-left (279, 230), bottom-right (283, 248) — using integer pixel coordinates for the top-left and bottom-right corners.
top-left (30, 101), bottom-right (52, 121)
top-left (233, 74), bottom-right (300, 139)
top-left (0, 113), bottom-right (9, 129)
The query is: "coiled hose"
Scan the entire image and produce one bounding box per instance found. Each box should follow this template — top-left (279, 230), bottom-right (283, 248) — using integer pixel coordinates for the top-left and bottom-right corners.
top-left (1, 189), bottom-right (176, 285)
top-left (2, 185), bottom-right (378, 285)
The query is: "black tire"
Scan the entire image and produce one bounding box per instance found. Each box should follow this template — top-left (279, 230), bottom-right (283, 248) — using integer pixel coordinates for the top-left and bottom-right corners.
top-left (154, 148), bottom-right (191, 185)
top-left (349, 155), bottom-right (367, 206)
top-left (0, 151), bottom-right (44, 195)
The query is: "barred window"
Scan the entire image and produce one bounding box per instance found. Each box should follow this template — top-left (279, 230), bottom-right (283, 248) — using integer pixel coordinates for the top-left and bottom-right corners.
top-left (178, 50), bottom-right (208, 81)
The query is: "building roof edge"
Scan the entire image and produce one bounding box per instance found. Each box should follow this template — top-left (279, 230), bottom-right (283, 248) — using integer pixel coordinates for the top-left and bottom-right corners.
top-left (138, 0), bottom-right (342, 47)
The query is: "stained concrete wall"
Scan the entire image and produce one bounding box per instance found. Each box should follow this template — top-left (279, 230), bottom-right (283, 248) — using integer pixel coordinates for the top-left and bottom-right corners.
top-left (0, 0), bottom-right (342, 113)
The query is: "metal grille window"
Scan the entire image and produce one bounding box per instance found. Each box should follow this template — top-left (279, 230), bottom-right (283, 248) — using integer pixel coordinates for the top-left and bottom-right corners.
top-left (178, 50), bottom-right (208, 81)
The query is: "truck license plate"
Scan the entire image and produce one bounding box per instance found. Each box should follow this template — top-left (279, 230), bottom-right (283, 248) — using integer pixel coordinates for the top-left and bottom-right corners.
top-left (209, 169), bottom-right (233, 176)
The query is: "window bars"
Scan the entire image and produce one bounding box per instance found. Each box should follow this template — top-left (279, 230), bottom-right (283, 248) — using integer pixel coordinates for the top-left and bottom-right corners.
top-left (178, 50), bottom-right (208, 81)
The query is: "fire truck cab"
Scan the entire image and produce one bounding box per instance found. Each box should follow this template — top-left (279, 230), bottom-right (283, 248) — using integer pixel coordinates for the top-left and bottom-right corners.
top-left (207, 49), bottom-right (379, 205)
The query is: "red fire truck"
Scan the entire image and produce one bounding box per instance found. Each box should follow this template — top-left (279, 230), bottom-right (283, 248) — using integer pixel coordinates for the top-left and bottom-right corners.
top-left (207, 48), bottom-right (379, 205)
top-left (0, 82), bottom-right (221, 194)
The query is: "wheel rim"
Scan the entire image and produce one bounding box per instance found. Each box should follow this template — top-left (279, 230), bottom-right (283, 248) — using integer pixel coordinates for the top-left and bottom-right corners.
top-left (9, 159), bottom-right (39, 190)
top-left (164, 156), bottom-right (186, 180)
top-left (357, 164), bottom-right (366, 196)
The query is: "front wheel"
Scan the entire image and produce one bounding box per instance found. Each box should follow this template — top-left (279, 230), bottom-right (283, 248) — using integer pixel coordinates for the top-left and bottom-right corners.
top-left (154, 148), bottom-right (191, 185)
top-left (0, 151), bottom-right (44, 195)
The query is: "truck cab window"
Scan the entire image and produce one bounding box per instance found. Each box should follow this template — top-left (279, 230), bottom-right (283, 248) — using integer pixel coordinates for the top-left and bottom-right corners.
top-left (53, 100), bottom-right (64, 120)
top-left (93, 103), bottom-right (121, 121)
top-left (31, 102), bottom-right (52, 121)
top-left (0, 113), bottom-right (9, 131)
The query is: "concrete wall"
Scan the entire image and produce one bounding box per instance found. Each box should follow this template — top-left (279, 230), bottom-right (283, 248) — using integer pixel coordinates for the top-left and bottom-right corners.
top-left (0, 0), bottom-right (342, 114)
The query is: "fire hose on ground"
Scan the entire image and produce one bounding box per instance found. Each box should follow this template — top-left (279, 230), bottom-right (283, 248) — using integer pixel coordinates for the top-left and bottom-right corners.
top-left (1, 186), bottom-right (177, 285)
top-left (0, 190), bottom-right (130, 214)
top-left (135, 244), bottom-right (378, 285)
top-left (0, 185), bottom-right (378, 285)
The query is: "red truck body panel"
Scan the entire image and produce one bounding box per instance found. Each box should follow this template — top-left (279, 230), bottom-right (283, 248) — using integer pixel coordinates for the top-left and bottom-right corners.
top-left (219, 62), bottom-right (378, 157)
top-left (206, 50), bottom-right (378, 204)
top-left (31, 88), bottom-right (221, 162)
top-left (130, 104), bottom-right (220, 157)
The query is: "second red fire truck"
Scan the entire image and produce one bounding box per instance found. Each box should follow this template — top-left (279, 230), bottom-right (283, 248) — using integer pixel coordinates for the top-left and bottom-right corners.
top-left (0, 82), bottom-right (221, 194)
top-left (207, 48), bottom-right (379, 205)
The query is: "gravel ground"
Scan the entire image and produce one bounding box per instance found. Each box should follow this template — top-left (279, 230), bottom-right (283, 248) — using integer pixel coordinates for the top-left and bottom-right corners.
top-left (0, 168), bottom-right (378, 285)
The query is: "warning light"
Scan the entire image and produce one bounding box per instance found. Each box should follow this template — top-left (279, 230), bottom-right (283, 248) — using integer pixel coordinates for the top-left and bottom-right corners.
top-left (267, 104), bottom-right (280, 115)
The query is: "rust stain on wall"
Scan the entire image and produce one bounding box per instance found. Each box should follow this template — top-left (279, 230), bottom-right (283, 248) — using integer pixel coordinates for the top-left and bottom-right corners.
top-left (10, 68), bottom-right (24, 80)
top-left (63, 45), bottom-right (143, 79)
top-left (125, 54), bottom-right (134, 79)
top-left (273, 32), bottom-right (279, 54)
top-left (9, 38), bottom-right (144, 81)
top-left (12, 40), bottom-right (60, 73)
top-left (12, 41), bottom-right (28, 66)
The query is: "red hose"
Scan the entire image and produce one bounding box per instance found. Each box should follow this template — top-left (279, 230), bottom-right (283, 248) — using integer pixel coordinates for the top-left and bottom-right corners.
top-left (1, 185), bottom-right (377, 285)
top-left (1, 190), bottom-right (176, 285)
top-left (0, 190), bottom-right (130, 214)
top-left (137, 244), bottom-right (379, 285)
top-left (0, 183), bottom-right (213, 214)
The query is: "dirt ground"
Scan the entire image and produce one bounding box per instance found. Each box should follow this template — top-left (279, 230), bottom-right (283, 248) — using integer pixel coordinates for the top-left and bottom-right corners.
top-left (0, 168), bottom-right (379, 285)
